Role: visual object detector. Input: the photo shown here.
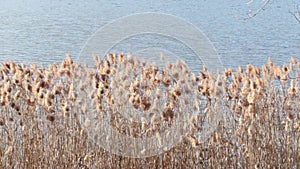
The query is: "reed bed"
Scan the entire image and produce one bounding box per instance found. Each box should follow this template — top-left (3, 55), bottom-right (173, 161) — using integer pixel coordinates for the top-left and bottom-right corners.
top-left (0, 53), bottom-right (299, 168)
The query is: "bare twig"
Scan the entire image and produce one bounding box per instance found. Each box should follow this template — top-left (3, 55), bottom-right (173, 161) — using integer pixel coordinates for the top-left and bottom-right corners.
top-left (245, 0), bottom-right (254, 6)
top-left (244, 0), bottom-right (272, 20)
top-left (289, 1), bottom-right (300, 23)
top-left (240, 0), bottom-right (300, 24)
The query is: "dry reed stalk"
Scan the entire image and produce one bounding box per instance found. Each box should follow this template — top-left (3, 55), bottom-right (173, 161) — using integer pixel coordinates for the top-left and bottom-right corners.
top-left (0, 55), bottom-right (299, 168)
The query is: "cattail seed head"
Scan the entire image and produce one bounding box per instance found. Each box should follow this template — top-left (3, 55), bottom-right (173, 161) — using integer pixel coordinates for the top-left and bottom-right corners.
top-left (0, 116), bottom-right (5, 126)
top-left (290, 56), bottom-right (296, 64)
top-left (85, 118), bottom-right (91, 128)
top-left (162, 107), bottom-right (174, 121)
top-left (14, 90), bottom-right (21, 100)
top-left (294, 123), bottom-right (300, 130)
top-left (46, 115), bottom-right (55, 122)
top-left (282, 63), bottom-right (289, 72)
top-left (4, 146), bottom-right (13, 156)
top-left (268, 57), bottom-right (273, 67)
top-left (287, 111), bottom-right (294, 121)
top-left (188, 135), bottom-right (199, 147)
top-left (248, 124), bottom-right (256, 138)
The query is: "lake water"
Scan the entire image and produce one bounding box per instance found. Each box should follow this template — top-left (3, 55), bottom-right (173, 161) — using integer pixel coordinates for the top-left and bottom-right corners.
top-left (0, 0), bottom-right (299, 70)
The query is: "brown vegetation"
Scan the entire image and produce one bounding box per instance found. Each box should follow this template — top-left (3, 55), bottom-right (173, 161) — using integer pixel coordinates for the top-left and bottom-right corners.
top-left (0, 53), bottom-right (299, 168)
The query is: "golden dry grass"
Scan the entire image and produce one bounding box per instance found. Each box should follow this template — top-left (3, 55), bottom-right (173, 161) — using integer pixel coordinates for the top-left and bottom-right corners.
top-left (0, 53), bottom-right (299, 168)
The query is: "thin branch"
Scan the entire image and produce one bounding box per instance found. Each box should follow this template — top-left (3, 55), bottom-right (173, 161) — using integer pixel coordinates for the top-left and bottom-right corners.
top-left (289, 2), bottom-right (300, 23)
top-left (245, 0), bottom-right (254, 6)
top-left (242, 0), bottom-right (272, 20)
top-left (289, 11), bottom-right (300, 23)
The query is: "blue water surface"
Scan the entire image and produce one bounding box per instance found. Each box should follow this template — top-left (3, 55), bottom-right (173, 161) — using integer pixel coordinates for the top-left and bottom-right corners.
top-left (0, 0), bottom-right (299, 69)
